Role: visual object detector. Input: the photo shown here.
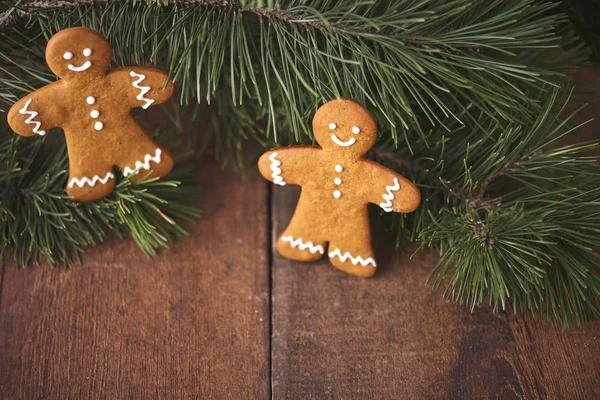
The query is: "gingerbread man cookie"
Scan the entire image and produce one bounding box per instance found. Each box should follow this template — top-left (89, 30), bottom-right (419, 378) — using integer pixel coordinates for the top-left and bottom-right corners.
top-left (7, 27), bottom-right (175, 202)
top-left (258, 98), bottom-right (420, 278)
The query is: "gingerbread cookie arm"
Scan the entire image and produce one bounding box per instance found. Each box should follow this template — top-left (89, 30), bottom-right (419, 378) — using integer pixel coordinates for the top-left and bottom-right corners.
top-left (7, 84), bottom-right (63, 137)
top-left (361, 161), bottom-right (421, 213)
top-left (258, 146), bottom-right (320, 186)
top-left (108, 67), bottom-right (174, 109)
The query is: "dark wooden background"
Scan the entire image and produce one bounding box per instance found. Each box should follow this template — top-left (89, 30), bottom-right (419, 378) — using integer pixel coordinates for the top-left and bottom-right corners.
top-left (1, 70), bottom-right (600, 399)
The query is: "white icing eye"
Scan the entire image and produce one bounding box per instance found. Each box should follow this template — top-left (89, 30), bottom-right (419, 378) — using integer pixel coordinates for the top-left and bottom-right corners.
top-left (83, 48), bottom-right (92, 57)
top-left (328, 123), bottom-right (337, 130)
top-left (63, 52), bottom-right (73, 60)
top-left (352, 126), bottom-right (360, 134)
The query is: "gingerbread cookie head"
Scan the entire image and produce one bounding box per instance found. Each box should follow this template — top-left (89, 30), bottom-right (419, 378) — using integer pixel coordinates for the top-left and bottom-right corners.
top-left (46, 27), bottom-right (112, 79)
top-left (312, 98), bottom-right (377, 157)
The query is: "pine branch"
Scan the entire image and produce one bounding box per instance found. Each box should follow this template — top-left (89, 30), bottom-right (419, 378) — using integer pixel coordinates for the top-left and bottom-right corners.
top-left (559, 0), bottom-right (600, 66)
top-left (0, 0), bottom-right (533, 55)
top-left (366, 86), bottom-right (600, 328)
top-left (0, 121), bottom-right (201, 267)
top-left (468, 157), bottom-right (527, 209)
top-left (1, 0), bottom-right (599, 327)
top-left (0, 0), bottom-right (587, 144)
top-left (408, 88), bottom-right (600, 327)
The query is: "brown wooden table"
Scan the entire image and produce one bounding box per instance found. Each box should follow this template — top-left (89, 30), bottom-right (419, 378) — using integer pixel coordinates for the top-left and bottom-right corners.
top-left (1, 156), bottom-right (599, 399)
top-left (2, 70), bottom-right (600, 399)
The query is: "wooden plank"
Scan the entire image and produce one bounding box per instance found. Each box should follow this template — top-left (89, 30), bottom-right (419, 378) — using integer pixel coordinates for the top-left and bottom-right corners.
top-left (0, 161), bottom-right (270, 399)
top-left (270, 185), bottom-right (600, 399)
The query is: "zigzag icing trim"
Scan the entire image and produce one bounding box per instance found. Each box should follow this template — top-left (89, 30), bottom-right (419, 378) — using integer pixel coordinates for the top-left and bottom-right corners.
top-left (130, 71), bottom-right (155, 109)
top-left (328, 248), bottom-right (377, 268)
top-left (269, 152), bottom-right (286, 186)
top-left (19, 99), bottom-right (46, 136)
top-left (281, 235), bottom-right (324, 254)
top-left (123, 148), bottom-right (162, 177)
top-left (379, 177), bottom-right (400, 212)
top-left (68, 171), bottom-right (115, 188)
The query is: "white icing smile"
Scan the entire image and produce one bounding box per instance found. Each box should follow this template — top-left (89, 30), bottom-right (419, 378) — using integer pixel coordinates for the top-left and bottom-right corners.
top-left (68, 61), bottom-right (92, 72)
top-left (331, 134), bottom-right (356, 147)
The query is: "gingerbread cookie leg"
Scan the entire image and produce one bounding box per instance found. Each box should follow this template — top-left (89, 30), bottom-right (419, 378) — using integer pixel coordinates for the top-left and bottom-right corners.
top-left (277, 207), bottom-right (327, 263)
top-left (120, 145), bottom-right (174, 183)
top-left (277, 230), bottom-right (327, 263)
top-left (66, 165), bottom-right (117, 203)
top-left (327, 221), bottom-right (377, 278)
top-left (328, 243), bottom-right (376, 278)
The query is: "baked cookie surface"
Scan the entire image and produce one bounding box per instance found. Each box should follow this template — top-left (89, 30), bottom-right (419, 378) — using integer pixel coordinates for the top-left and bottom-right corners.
top-left (7, 27), bottom-right (175, 202)
top-left (259, 98), bottom-right (420, 277)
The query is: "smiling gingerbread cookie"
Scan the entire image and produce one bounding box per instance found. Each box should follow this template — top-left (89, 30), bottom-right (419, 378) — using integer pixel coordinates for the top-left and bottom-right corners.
top-left (258, 98), bottom-right (420, 277)
top-left (7, 27), bottom-right (175, 202)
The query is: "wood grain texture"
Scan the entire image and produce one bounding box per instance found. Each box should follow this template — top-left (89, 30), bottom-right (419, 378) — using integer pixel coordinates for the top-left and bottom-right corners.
top-left (0, 162), bottom-right (270, 399)
top-left (1, 69), bottom-right (599, 399)
top-left (270, 185), bottom-right (600, 400)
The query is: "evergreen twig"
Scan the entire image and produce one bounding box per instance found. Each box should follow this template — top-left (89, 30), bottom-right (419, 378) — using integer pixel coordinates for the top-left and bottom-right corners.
top-left (0, 0), bottom-right (598, 326)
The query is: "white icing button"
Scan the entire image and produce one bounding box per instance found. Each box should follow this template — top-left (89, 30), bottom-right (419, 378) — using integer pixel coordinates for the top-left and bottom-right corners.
top-left (83, 48), bottom-right (92, 57)
top-left (352, 126), bottom-right (361, 134)
top-left (90, 110), bottom-right (100, 118)
top-left (94, 121), bottom-right (104, 130)
top-left (334, 178), bottom-right (342, 185)
top-left (329, 123), bottom-right (337, 130)
top-left (63, 51), bottom-right (73, 60)
top-left (334, 165), bottom-right (343, 172)
top-left (333, 190), bottom-right (342, 199)
top-left (86, 96), bottom-right (95, 105)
